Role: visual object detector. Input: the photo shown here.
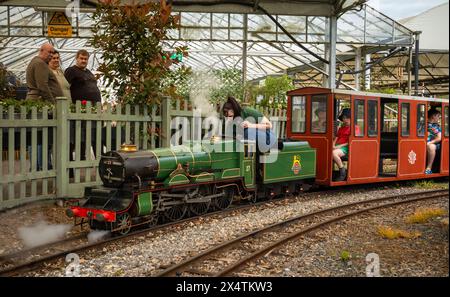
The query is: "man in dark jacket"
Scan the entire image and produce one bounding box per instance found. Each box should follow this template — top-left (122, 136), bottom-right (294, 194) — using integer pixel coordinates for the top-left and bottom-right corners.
top-left (64, 49), bottom-right (101, 104)
top-left (65, 50), bottom-right (101, 168)
top-left (26, 43), bottom-right (63, 103)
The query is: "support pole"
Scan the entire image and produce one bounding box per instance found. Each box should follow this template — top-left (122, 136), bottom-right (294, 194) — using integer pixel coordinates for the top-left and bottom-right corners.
top-left (364, 53), bottom-right (371, 91)
top-left (407, 46), bottom-right (412, 95)
top-left (242, 14), bottom-right (248, 96)
top-left (322, 44), bottom-right (330, 88)
top-left (327, 15), bottom-right (337, 89)
top-left (355, 47), bottom-right (361, 91)
top-left (414, 31), bottom-right (421, 96)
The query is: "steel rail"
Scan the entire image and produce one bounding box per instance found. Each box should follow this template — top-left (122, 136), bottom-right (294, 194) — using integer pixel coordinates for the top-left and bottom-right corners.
top-left (1, 188), bottom-right (446, 276)
top-left (0, 189), bottom-right (310, 276)
top-left (0, 232), bottom-right (88, 265)
top-left (156, 189), bottom-right (448, 277)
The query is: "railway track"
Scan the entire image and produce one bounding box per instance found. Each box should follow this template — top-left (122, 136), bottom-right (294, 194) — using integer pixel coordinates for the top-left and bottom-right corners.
top-left (155, 189), bottom-right (449, 277)
top-left (0, 190), bottom-right (310, 276)
top-left (0, 231), bottom-right (89, 267)
top-left (0, 188), bottom-right (447, 277)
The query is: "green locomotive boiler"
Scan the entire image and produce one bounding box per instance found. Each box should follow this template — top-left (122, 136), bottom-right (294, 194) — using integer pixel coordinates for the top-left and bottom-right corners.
top-left (67, 138), bottom-right (316, 234)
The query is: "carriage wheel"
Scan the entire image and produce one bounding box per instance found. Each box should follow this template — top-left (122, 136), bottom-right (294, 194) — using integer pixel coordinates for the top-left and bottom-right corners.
top-left (115, 213), bottom-right (132, 235)
top-left (213, 187), bottom-right (234, 210)
top-left (164, 204), bottom-right (187, 222)
top-left (189, 185), bottom-right (211, 216)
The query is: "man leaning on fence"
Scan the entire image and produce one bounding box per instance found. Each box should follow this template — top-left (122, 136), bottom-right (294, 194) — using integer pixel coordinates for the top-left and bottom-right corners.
top-left (25, 43), bottom-right (63, 102)
top-left (64, 50), bottom-right (101, 171)
top-left (24, 43), bottom-right (61, 171)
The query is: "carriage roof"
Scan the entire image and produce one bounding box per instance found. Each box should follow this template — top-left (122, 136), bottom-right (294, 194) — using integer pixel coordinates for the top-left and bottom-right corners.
top-left (288, 87), bottom-right (449, 104)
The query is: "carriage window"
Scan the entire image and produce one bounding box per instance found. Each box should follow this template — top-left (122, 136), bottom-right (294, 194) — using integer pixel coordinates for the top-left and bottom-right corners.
top-left (383, 103), bottom-right (398, 132)
top-left (417, 104), bottom-right (426, 137)
top-left (291, 96), bottom-right (306, 133)
top-left (445, 106), bottom-right (449, 137)
top-left (401, 103), bottom-right (410, 137)
top-left (354, 100), bottom-right (365, 137)
top-left (368, 100), bottom-right (378, 137)
top-left (311, 95), bottom-right (327, 134)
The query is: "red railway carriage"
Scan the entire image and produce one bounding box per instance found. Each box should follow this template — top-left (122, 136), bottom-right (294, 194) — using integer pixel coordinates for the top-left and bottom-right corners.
top-left (286, 87), bottom-right (449, 186)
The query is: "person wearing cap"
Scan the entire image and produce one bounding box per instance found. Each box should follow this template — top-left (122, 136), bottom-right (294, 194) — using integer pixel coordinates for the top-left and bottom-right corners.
top-left (332, 108), bottom-right (359, 181)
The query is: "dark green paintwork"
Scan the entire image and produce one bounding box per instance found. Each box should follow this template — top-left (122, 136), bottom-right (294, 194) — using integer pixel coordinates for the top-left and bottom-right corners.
top-left (262, 142), bottom-right (316, 184)
top-left (137, 192), bottom-right (153, 216)
top-left (145, 139), bottom-right (315, 188)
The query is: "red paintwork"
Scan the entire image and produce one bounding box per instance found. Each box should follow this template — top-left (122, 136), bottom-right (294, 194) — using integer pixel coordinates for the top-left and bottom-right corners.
top-left (70, 206), bottom-right (117, 222)
top-left (287, 91), bottom-right (333, 183)
top-left (287, 87), bottom-right (449, 186)
top-left (348, 95), bottom-right (379, 181)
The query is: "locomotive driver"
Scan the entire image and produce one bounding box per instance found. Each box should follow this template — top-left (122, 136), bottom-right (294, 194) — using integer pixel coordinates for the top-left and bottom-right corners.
top-left (222, 96), bottom-right (276, 154)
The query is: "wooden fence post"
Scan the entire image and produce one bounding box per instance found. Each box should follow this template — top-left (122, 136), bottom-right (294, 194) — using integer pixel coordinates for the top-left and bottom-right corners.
top-left (161, 96), bottom-right (171, 147)
top-left (56, 97), bottom-right (69, 198)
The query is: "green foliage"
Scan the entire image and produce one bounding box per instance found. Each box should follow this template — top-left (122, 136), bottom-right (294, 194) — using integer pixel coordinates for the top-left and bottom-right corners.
top-left (162, 66), bottom-right (193, 102)
top-left (260, 75), bottom-right (293, 108)
top-left (367, 88), bottom-right (397, 95)
top-left (186, 69), bottom-right (293, 109)
top-left (0, 63), bottom-right (15, 100)
top-left (0, 98), bottom-right (54, 113)
top-left (210, 68), bottom-right (245, 104)
top-left (92, 0), bottom-right (188, 107)
top-left (163, 67), bottom-right (293, 110)
top-left (340, 250), bottom-right (351, 262)
top-left (412, 179), bottom-right (437, 189)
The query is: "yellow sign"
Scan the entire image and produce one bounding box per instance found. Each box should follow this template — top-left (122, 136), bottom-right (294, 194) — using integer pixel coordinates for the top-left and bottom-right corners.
top-left (291, 155), bottom-right (301, 175)
top-left (47, 12), bottom-right (72, 38)
top-left (48, 26), bottom-right (73, 37)
top-left (49, 12), bottom-right (71, 25)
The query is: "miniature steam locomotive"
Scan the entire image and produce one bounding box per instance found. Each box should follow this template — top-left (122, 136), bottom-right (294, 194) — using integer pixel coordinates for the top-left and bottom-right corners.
top-left (66, 138), bottom-right (316, 234)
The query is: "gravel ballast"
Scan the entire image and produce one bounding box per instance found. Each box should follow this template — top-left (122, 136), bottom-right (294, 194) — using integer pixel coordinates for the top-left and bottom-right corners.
top-left (18, 182), bottom-right (448, 277)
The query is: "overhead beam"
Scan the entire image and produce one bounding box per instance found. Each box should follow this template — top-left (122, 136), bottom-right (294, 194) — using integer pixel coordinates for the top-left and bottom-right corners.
top-left (0, 0), bottom-right (370, 17)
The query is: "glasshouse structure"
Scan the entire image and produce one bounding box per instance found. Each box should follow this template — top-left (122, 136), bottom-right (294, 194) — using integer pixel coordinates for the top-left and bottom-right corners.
top-left (1, 0), bottom-right (447, 97)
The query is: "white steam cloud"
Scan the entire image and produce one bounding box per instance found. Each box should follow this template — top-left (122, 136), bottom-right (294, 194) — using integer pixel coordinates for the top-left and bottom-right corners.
top-left (189, 71), bottom-right (219, 117)
top-left (87, 230), bottom-right (110, 244)
top-left (188, 71), bottom-right (222, 141)
top-left (18, 221), bottom-right (72, 248)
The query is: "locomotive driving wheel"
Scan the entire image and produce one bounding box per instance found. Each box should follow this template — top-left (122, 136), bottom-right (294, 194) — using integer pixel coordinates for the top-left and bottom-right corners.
top-left (213, 187), bottom-right (234, 210)
top-left (115, 212), bottom-right (132, 235)
top-left (189, 185), bottom-right (211, 216)
top-left (164, 203), bottom-right (187, 222)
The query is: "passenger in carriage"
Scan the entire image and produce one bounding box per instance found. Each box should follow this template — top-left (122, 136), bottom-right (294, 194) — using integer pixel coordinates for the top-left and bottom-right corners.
top-left (332, 108), bottom-right (360, 181)
top-left (311, 107), bottom-right (327, 133)
top-left (425, 109), bottom-right (442, 174)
